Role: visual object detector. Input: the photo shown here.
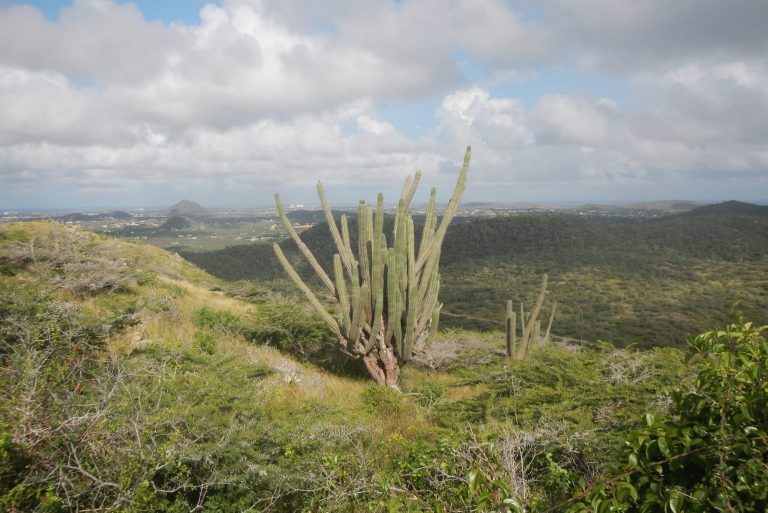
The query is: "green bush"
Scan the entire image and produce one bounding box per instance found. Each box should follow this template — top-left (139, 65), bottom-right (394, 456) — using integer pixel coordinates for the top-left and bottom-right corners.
top-left (136, 272), bottom-right (158, 286)
top-left (246, 302), bottom-right (333, 354)
top-left (570, 321), bottom-right (768, 512)
top-left (194, 306), bottom-right (242, 334)
top-left (195, 331), bottom-right (216, 354)
top-left (361, 385), bottom-right (404, 414)
top-left (410, 380), bottom-right (446, 407)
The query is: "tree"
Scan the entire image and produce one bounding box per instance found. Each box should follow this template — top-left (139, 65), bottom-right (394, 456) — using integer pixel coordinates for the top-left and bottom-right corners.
top-left (273, 147), bottom-right (471, 387)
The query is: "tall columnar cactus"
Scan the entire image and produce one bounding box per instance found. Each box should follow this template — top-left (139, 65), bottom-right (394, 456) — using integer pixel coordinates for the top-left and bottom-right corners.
top-left (273, 147), bottom-right (471, 387)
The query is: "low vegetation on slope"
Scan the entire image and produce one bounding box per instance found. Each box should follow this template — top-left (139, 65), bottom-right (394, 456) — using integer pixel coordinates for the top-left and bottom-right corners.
top-left (3, 222), bottom-right (763, 512)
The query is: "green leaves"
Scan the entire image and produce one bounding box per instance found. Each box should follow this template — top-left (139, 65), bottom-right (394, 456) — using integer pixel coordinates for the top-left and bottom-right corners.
top-left (569, 321), bottom-right (768, 513)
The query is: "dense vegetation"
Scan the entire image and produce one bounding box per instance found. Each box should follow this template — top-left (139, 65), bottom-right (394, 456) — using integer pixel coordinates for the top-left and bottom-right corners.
top-left (570, 321), bottom-right (768, 512)
top-left (2, 221), bottom-right (765, 512)
top-left (181, 202), bottom-right (768, 347)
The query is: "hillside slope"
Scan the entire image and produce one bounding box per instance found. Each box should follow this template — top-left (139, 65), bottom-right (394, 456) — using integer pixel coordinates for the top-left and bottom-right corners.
top-left (1, 220), bottom-right (695, 512)
top-left (181, 207), bottom-right (768, 346)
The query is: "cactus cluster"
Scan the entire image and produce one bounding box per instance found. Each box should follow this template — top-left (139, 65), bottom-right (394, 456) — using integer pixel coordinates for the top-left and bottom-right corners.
top-left (506, 274), bottom-right (557, 359)
top-left (273, 147), bottom-right (471, 387)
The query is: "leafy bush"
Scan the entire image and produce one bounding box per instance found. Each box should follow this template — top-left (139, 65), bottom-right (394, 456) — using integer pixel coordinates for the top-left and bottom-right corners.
top-left (570, 321), bottom-right (768, 512)
top-left (195, 331), bottom-right (216, 354)
top-left (194, 306), bottom-right (242, 334)
top-left (410, 380), bottom-right (446, 407)
top-left (246, 302), bottom-right (333, 354)
top-left (361, 385), bottom-right (404, 414)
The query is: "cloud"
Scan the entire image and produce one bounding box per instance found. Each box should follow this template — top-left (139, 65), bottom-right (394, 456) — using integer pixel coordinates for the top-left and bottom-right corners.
top-left (438, 87), bottom-right (533, 149)
top-left (540, 0), bottom-right (768, 71)
top-left (0, 0), bottom-right (180, 82)
top-left (260, 0), bottom-right (555, 69)
top-left (533, 94), bottom-right (618, 146)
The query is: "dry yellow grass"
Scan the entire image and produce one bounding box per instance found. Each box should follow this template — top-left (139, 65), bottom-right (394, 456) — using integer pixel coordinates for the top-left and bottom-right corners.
top-left (445, 383), bottom-right (488, 402)
top-left (107, 272), bottom-right (369, 409)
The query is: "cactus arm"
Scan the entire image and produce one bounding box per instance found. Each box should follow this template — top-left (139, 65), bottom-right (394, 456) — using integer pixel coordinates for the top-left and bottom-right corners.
top-left (273, 243), bottom-right (340, 337)
top-left (386, 248), bottom-right (402, 353)
top-left (399, 175), bottom-right (412, 206)
top-left (340, 215), bottom-right (354, 263)
top-left (340, 215), bottom-right (360, 303)
top-left (366, 206), bottom-right (374, 246)
top-left (364, 285), bottom-right (384, 352)
top-left (506, 300), bottom-right (515, 358)
top-left (520, 303), bottom-right (526, 334)
top-left (318, 182), bottom-right (354, 279)
top-left (366, 197), bottom-right (387, 353)
top-left (402, 217), bottom-right (417, 361)
top-left (333, 254), bottom-right (351, 334)
top-left (274, 194), bottom-right (335, 295)
top-left (414, 271), bottom-right (440, 342)
top-left (349, 282), bottom-right (370, 351)
top-left (427, 302), bottom-right (442, 349)
top-left (418, 187), bottom-right (437, 259)
top-left (544, 301), bottom-right (557, 345)
top-left (417, 246), bottom-right (441, 308)
top-left (415, 146), bottom-right (470, 272)
top-left (517, 274), bottom-right (548, 359)
top-left (357, 202), bottom-right (371, 288)
top-left (371, 195), bottom-right (385, 316)
top-left (400, 170), bottom-right (421, 210)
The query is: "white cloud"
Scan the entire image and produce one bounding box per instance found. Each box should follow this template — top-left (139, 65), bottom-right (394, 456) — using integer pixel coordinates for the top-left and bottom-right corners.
top-left (540, 0), bottom-right (768, 71)
top-left (0, 0), bottom-right (180, 82)
top-left (533, 94), bottom-right (617, 146)
top-left (438, 87), bottom-right (533, 147)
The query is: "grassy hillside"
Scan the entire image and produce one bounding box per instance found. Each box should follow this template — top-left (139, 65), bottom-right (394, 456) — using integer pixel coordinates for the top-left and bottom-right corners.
top-left (181, 204), bottom-right (768, 346)
top-left (1, 221), bottom-right (695, 512)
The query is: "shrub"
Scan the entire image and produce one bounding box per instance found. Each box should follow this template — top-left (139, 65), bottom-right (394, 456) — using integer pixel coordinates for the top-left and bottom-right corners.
top-left (570, 321), bottom-right (768, 512)
top-left (246, 302), bottom-right (334, 355)
top-left (194, 306), bottom-right (242, 334)
top-left (410, 380), bottom-right (446, 407)
top-left (195, 331), bottom-right (216, 355)
top-left (361, 385), bottom-right (404, 414)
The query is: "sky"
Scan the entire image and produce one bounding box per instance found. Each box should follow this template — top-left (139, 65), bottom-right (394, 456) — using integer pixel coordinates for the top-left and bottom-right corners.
top-left (1, 0), bottom-right (767, 209)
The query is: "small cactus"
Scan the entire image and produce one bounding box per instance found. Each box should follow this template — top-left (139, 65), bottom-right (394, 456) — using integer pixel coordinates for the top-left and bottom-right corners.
top-left (273, 147), bottom-right (471, 387)
top-left (507, 274), bottom-right (554, 359)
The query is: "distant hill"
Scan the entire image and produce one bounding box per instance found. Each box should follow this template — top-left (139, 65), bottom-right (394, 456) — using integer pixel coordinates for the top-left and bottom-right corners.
top-left (160, 215), bottom-right (192, 230)
top-left (677, 200), bottom-right (768, 218)
top-left (575, 200), bottom-right (702, 214)
top-left (574, 203), bottom-right (626, 213)
top-left (56, 211), bottom-right (133, 222)
top-left (627, 200), bottom-right (701, 212)
top-left (167, 200), bottom-right (210, 217)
